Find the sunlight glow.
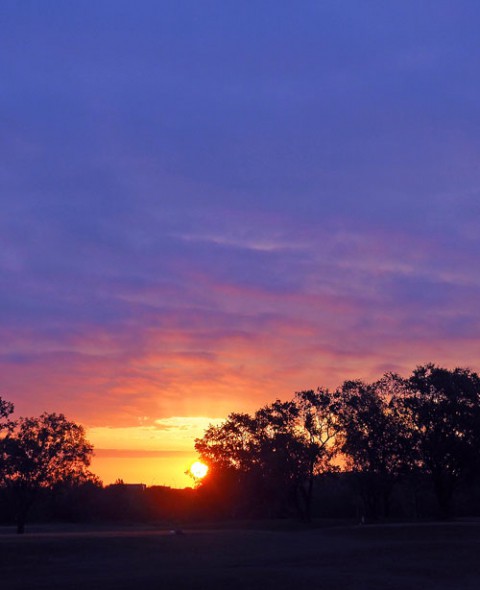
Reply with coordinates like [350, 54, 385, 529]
[190, 461, 208, 479]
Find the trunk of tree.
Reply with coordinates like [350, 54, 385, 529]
[16, 519, 25, 535]
[15, 499, 30, 534]
[382, 488, 391, 519]
[433, 471, 455, 520]
[12, 485, 35, 535]
[303, 472, 314, 523]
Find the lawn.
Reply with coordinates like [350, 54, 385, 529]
[1, 521, 480, 589]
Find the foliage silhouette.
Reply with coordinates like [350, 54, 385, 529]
[0, 411, 95, 533]
[195, 364, 480, 522]
[195, 397, 337, 520]
[3, 362, 480, 527]
[0, 396, 14, 431]
[394, 364, 480, 518]
[331, 378, 409, 519]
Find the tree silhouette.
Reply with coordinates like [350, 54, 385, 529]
[194, 412, 259, 517]
[0, 395, 15, 498]
[294, 389, 338, 520]
[332, 378, 408, 519]
[0, 412, 95, 533]
[254, 400, 317, 518]
[0, 396, 14, 430]
[395, 364, 480, 518]
[195, 397, 336, 520]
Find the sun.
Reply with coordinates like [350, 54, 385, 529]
[190, 461, 208, 479]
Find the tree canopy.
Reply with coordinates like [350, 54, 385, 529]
[0, 396, 14, 429]
[0, 407, 95, 533]
[195, 364, 480, 521]
[394, 364, 480, 517]
[195, 396, 337, 520]
[3, 362, 480, 528]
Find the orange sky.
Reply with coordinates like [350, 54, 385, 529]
[5, 334, 480, 487]
[91, 451, 198, 488]
[87, 417, 222, 487]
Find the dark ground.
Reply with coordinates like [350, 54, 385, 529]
[1, 521, 480, 589]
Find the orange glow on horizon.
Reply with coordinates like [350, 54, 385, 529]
[90, 452, 197, 488]
[86, 418, 222, 488]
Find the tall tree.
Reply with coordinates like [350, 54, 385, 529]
[194, 412, 261, 517]
[332, 378, 407, 519]
[294, 389, 338, 520]
[254, 400, 316, 518]
[0, 412, 95, 533]
[396, 364, 480, 518]
[0, 395, 15, 495]
[195, 397, 336, 520]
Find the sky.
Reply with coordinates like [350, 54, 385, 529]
[2, 1, 480, 486]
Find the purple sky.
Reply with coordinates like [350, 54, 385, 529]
[2, 2, 480, 437]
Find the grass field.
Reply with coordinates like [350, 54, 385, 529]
[1, 521, 480, 589]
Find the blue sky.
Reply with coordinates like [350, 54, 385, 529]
[2, 2, 480, 446]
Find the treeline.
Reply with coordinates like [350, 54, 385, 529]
[0, 481, 203, 526]
[3, 362, 480, 531]
[195, 363, 480, 522]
